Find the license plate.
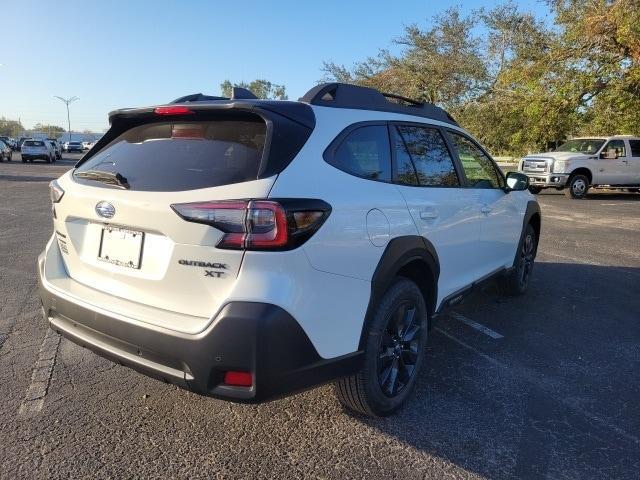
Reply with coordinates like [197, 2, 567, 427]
[98, 227, 144, 269]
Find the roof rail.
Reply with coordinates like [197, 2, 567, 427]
[300, 83, 458, 126]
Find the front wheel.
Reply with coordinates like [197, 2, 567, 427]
[565, 174, 590, 199]
[334, 277, 428, 417]
[501, 223, 537, 295]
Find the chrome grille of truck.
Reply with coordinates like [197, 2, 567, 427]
[521, 158, 551, 173]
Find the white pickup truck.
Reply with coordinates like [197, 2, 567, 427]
[518, 135, 640, 199]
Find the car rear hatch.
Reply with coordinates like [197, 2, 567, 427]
[22, 140, 47, 154]
[51, 101, 314, 333]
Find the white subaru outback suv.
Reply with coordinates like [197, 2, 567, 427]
[519, 135, 640, 199]
[38, 83, 540, 416]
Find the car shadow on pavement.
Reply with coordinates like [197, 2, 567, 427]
[356, 262, 640, 479]
[0, 174, 57, 182]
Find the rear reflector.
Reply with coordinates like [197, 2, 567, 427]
[224, 371, 253, 387]
[154, 106, 194, 116]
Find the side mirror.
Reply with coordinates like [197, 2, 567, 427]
[601, 149, 618, 159]
[505, 171, 529, 192]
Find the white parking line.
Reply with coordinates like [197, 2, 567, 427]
[449, 312, 504, 339]
[435, 327, 640, 446]
[18, 328, 60, 417]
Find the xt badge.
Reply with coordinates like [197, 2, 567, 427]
[205, 270, 224, 278]
[178, 259, 228, 278]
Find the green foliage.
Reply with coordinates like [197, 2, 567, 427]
[220, 79, 288, 100]
[323, 0, 640, 155]
[32, 123, 66, 136]
[0, 118, 25, 137]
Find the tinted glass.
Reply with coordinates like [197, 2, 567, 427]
[449, 132, 503, 189]
[396, 125, 459, 186]
[75, 117, 266, 191]
[604, 140, 626, 157]
[330, 125, 391, 181]
[24, 141, 44, 147]
[390, 126, 419, 185]
[629, 140, 640, 157]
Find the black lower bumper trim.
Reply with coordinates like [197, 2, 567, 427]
[38, 262, 362, 403]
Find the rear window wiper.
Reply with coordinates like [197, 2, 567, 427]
[75, 170, 130, 189]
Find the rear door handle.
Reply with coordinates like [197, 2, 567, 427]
[420, 209, 439, 220]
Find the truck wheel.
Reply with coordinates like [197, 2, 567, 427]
[565, 174, 589, 199]
[501, 223, 537, 296]
[334, 278, 428, 417]
[528, 186, 542, 194]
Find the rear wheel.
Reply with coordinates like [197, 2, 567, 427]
[334, 278, 428, 417]
[565, 174, 589, 199]
[528, 186, 543, 194]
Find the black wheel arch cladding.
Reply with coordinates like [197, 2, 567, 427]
[359, 235, 440, 350]
[516, 200, 541, 265]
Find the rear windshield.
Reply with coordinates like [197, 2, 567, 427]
[24, 141, 44, 147]
[74, 117, 266, 191]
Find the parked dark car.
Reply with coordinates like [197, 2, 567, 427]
[0, 140, 11, 161]
[18, 137, 31, 151]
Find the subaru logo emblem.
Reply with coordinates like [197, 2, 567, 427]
[95, 201, 115, 219]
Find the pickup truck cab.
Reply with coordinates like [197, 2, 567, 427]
[519, 135, 640, 198]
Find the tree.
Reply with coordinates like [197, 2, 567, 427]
[0, 118, 25, 137]
[220, 79, 288, 99]
[32, 123, 66, 137]
[322, 0, 640, 155]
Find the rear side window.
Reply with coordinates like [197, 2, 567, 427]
[327, 125, 391, 182]
[630, 140, 640, 157]
[75, 117, 266, 191]
[448, 132, 503, 189]
[394, 125, 459, 187]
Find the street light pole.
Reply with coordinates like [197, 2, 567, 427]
[54, 96, 79, 143]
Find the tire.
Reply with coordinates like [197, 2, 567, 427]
[46, 155, 52, 164]
[501, 223, 537, 296]
[528, 186, 543, 194]
[334, 277, 429, 417]
[565, 174, 589, 199]
[21, 157, 27, 163]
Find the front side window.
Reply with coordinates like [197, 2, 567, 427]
[603, 140, 626, 157]
[394, 125, 459, 187]
[449, 132, 503, 189]
[328, 125, 391, 182]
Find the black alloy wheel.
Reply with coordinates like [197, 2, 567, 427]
[378, 301, 421, 397]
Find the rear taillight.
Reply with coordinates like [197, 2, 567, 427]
[171, 199, 331, 251]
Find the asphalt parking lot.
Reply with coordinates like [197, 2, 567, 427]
[1, 154, 639, 479]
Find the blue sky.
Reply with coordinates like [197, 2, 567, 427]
[1, 0, 550, 132]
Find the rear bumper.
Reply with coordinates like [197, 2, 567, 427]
[37, 253, 362, 403]
[21, 154, 49, 160]
[522, 172, 568, 187]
